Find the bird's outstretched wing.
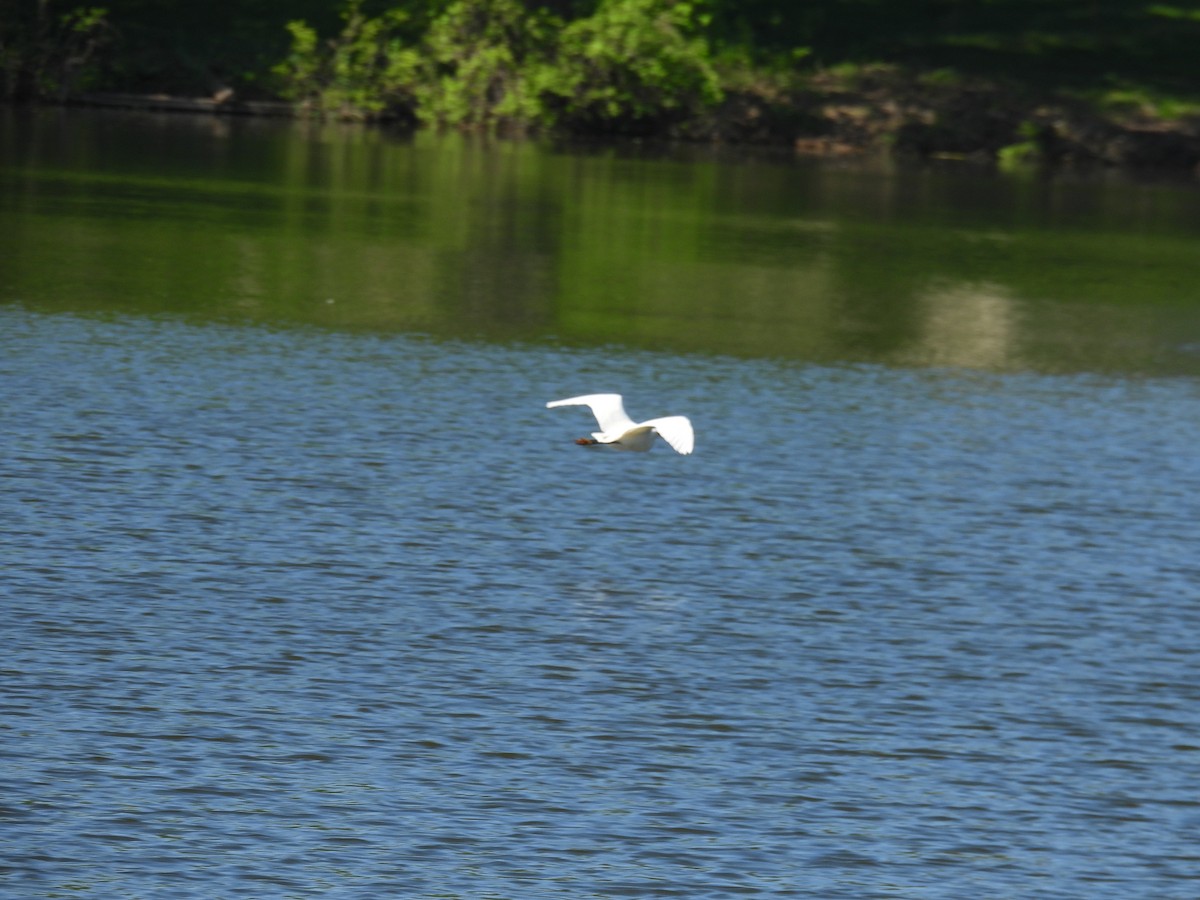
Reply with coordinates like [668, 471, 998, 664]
[642, 416, 694, 455]
[546, 394, 635, 434]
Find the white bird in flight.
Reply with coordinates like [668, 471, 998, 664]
[546, 393, 694, 455]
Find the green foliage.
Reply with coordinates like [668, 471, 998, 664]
[14, 0, 1191, 150]
[275, 20, 321, 97]
[996, 140, 1042, 170]
[1146, 4, 1200, 22]
[417, 0, 558, 127]
[1, 4, 112, 101]
[537, 0, 723, 135]
[265, 0, 1200, 139]
[918, 68, 964, 88]
[1093, 85, 1200, 122]
[274, 0, 420, 119]
[274, 0, 558, 125]
[273, 0, 722, 133]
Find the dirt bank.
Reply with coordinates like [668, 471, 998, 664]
[698, 67, 1200, 173]
[60, 68, 1200, 174]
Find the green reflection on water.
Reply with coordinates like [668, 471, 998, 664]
[3, 108, 1200, 374]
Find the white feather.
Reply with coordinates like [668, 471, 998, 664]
[546, 394, 694, 455]
[639, 416, 694, 455]
[545, 393, 635, 434]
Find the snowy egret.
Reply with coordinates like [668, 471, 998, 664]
[546, 393, 694, 455]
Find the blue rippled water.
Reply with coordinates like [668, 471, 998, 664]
[3, 307, 1200, 898]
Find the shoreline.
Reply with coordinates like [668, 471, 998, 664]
[36, 79, 1200, 176]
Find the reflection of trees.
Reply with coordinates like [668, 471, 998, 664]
[6, 113, 1199, 373]
[551, 157, 842, 357]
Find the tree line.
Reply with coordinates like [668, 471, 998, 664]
[3, 0, 1197, 143]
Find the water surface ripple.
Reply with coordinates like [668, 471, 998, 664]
[3, 308, 1199, 898]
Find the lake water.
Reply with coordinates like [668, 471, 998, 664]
[2, 109, 1200, 898]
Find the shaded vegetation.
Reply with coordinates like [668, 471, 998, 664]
[4, 0, 1200, 166]
[536, 0, 721, 135]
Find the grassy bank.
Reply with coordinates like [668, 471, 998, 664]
[5, 0, 1199, 171]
